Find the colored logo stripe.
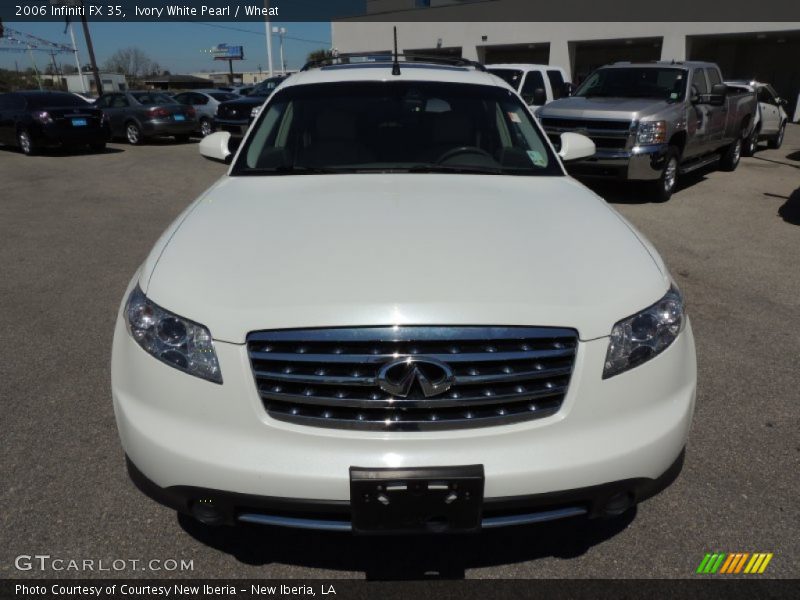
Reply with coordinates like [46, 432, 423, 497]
[697, 552, 773, 574]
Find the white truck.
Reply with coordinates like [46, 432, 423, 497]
[487, 63, 572, 108]
[725, 80, 789, 155]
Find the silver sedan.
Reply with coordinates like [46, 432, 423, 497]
[172, 89, 239, 137]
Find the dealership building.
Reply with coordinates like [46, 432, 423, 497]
[332, 2, 800, 116]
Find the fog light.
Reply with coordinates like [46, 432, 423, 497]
[601, 492, 633, 517]
[191, 499, 224, 525]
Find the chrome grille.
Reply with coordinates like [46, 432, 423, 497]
[541, 117, 635, 152]
[247, 326, 578, 431]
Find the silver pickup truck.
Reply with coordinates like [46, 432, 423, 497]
[538, 61, 757, 201]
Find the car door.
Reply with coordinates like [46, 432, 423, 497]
[757, 86, 780, 135]
[703, 67, 727, 150]
[109, 93, 133, 134]
[687, 68, 712, 156]
[0, 95, 12, 144]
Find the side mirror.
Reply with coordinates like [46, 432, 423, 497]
[708, 84, 727, 107]
[532, 87, 547, 106]
[558, 132, 595, 162]
[777, 98, 787, 107]
[199, 131, 233, 163]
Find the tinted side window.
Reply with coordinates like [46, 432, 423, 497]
[547, 70, 565, 100]
[521, 71, 546, 105]
[692, 69, 708, 94]
[705, 68, 721, 87]
[96, 95, 111, 108]
[173, 93, 188, 104]
[111, 95, 129, 108]
[757, 87, 774, 104]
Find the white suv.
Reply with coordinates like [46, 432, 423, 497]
[111, 57, 696, 534]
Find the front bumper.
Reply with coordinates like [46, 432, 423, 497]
[567, 144, 670, 181]
[112, 301, 697, 526]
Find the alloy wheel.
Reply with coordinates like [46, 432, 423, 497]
[664, 157, 678, 193]
[126, 124, 140, 144]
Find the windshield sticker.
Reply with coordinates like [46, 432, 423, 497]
[508, 111, 521, 123]
[527, 150, 547, 167]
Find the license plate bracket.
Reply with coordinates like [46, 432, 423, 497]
[350, 465, 484, 534]
[71, 118, 87, 127]
[174, 114, 186, 122]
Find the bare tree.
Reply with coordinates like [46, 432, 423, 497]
[103, 47, 160, 81]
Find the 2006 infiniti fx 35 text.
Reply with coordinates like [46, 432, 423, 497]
[111, 57, 696, 534]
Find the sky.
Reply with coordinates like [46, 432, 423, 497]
[1, 21, 332, 74]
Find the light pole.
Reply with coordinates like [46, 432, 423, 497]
[272, 26, 286, 73]
[67, 22, 87, 93]
[263, 1, 274, 76]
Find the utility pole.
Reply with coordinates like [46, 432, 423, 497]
[79, 1, 102, 94]
[263, 0, 274, 76]
[272, 27, 286, 74]
[68, 21, 88, 92]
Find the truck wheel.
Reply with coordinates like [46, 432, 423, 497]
[650, 147, 679, 203]
[742, 126, 759, 157]
[768, 122, 786, 149]
[719, 136, 742, 172]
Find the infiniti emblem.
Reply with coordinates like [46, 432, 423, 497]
[377, 357, 455, 398]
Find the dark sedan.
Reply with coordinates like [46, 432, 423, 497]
[0, 91, 107, 155]
[96, 91, 197, 145]
[214, 75, 288, 136]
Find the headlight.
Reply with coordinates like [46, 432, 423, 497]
[250, 106, 262, 118]
[636, 120, 667, 145]
[125, 285, 222, 384]
[603, 285, 685, 379]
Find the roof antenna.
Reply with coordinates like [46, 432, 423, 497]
[392, 26, 401, 76]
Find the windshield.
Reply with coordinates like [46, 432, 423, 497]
[574, 67, 688, 101]
[488, 69, 523, 91]
[233, 81, 560, 176]
[251, 78, 284, 97]
[131, 92, 177, 105]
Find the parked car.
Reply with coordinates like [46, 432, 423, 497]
[214, 75, 289, 136]
[96, 91, 197, 145]
[538, 61, 758, 201]
[71, 92, 97, 105]
[112, 57, 696, 534]
[0, 90, 106, 155]
[217, 84, 255, 96]
[725, 80, 789, 155]
[172, 89, 239, 137]
[487, 64, 572, 109]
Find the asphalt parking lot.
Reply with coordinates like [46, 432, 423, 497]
[1, 126, 798, 580]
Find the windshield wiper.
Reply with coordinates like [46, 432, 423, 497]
[243, 166, 351, 175]
[408, 165, 504, 175]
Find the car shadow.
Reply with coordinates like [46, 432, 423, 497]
[776, 188, 800, 225]
[177, 510, 636, 579]
[0, 145, 124, 156]
[784, 150, 800, 162]
[581, 172, 708, 205]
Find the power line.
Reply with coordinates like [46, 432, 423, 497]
[187, 21, 330, 45]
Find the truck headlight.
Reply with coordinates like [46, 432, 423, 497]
[125, 285, 222, 384]
[603, 286, 685, 379]
[636, 120, 667, 145]
[250, 106, 262, 118]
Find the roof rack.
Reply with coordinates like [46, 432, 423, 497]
[300, 53, 487, 72]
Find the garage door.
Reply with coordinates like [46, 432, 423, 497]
[688, 30, 800, 119]
[480, 43, 550, 65]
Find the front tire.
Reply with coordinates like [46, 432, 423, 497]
[650, 147, 679, 203]
[17, 129, 36, 156]
[126, 122, 143, 145]
[768, 122, 786, 149]
[719, 136, 742, 172]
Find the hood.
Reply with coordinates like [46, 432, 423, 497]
[144, 175, 669, 343]
[540, 96, 671, 121]
[220, 96, 267, 108]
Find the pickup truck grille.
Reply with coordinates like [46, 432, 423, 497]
[541, 117, 634, 152]
[247, 326, 578, 431]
